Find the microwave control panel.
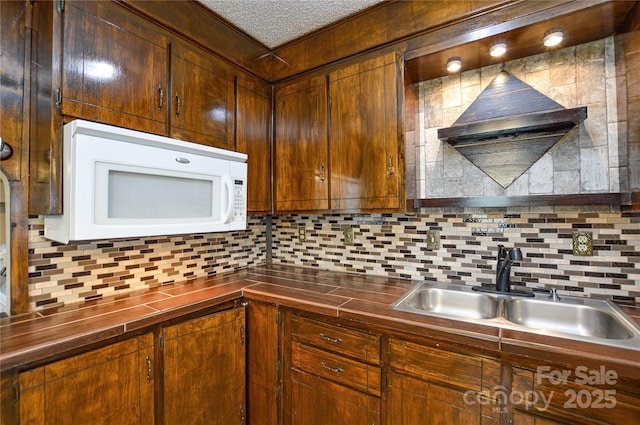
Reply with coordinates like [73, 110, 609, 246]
[232, 179, 246, 224]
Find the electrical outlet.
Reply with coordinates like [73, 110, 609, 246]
[298, 226, 306, 242]
[573, 231, 593, 256]
[426, 230, 440, 250]
[343, 228, 354, 246]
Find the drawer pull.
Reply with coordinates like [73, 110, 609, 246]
[321, 362, 343, 373]
[320, 333, 342, 343]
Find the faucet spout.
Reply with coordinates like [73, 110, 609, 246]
[495, 247, 522, 292]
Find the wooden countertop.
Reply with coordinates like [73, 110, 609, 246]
[1, 264, 639, 376]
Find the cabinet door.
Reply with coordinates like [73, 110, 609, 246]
[246, 302, 279, 425]
[61, 1, 168, 134]
[0, 0, 27, 182]
[18, 333, 155, 425]
[274, 76, 329, 212]
[387, 337, 501, 425]
[513, 411, 568, 425]
[387, 372, 498, 425]
[329, 52, 402, 211]
[291, 369, 380, 425]
[512, 366, 640, 425]
[237, 76, 272, 213]
[163, 307, 246, 425]
[170, 41, 235, 150]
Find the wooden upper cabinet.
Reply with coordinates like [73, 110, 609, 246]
[329, 52, 402, 211]
[0, 0, 27, 182]
[60, 1, 168, 134]
[274, 76, 329, 212]
[236, 76, 272, 213]
[169, 40, 235, 150]
[162, 307, 246, 425]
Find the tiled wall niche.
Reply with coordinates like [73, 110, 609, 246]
[405, 36, 630, 200]
[270, 212, 640, 305]
[28, 216, 268, 310]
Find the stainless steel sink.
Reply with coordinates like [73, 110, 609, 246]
[390, 284, 500, 320]
[391, 282, 640, 350]
[503, 297, 636, 340]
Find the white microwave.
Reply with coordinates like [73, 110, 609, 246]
[45, 120, 247, 243]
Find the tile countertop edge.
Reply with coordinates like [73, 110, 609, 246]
[1, 266, 639, 374]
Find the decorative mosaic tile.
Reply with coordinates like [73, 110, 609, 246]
[270, 212, 640, 305]
[28, 216, 268, 311]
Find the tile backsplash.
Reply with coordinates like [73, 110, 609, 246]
[26, 211, 640, 309]
[270, 212, 640, 305]
[28, 216, 268, 310]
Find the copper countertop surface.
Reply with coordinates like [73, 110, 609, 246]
[1, 264, 639, 375]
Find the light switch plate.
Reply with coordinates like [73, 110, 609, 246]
[573, 231, 593, 256]
[343, 228, 354, 246]
[426, 230, 440, 250]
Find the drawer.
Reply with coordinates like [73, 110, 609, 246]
[292, 342, 381, 396]
[291, 316, 380, 364]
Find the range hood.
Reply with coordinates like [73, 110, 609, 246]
[437, 71, 587, 188]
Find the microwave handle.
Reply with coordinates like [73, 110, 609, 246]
[222, 175, 234, 224]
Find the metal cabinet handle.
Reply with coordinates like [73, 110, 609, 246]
[146, 355, 152, 382]
[157, 85, 164, 110]
[319, 333, 342, 343]
[321, 362, 343, 373]
[388, 154, 394, 176]
[319, 163, 325, 182]
[175, 94, 181, 117]
[0, 139, 13, 160]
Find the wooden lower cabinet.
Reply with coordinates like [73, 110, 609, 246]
[17, 333, 155, 425]
[283, 313, 382, 425]
[512, 411, 570, 425]
[511, 365, 640, 425]
[246, 301, 279, 425]
[162, 307, 246, 425]
[386, 337, 502, 425]
[387, 372, 498, 425]
[290, 369, 380, 425]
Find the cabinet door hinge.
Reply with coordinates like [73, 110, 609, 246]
[239, 324, 245, 345]
[54, 87, 62, 105]
[276, 385, 281, 400]
[276, 360, 281, 374]
[159, 333, 164, 350]
[275, 308, 281, 325]
[239, 404, 246, 425]
[12, 382, 19, 402]
[56, 0, 64, 14]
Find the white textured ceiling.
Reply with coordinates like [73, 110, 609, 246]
[198, 0, 383, 49]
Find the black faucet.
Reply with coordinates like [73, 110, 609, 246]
[495, 245, 522, 292]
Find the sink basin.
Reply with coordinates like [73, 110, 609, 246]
[391, 283, 640, 350]
[504, 297, 635, 340]
[391, 284, 500, 320]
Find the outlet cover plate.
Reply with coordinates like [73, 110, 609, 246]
[426, 230, 440, 250]
[298, 226, 306, 242]
[573, 231, 593, 256]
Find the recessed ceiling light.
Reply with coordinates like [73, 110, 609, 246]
[543, 30, 564, 47]
[489, 43, 507, 57]
[446, 58, 462, 73]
